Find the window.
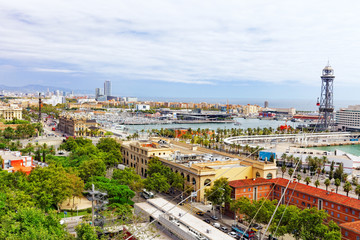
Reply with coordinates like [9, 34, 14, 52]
[345, 232, 348, 237]
[301, 202, 305, 206]
[308, 196, 310, 201]
[352, 210, 355, 215]
[243, 189, 246, 192]
[338, 206, 341, 210]
[345, 216, 348, 221]
[337, 213, 340, 218]
[325, 202, 328, 206]
[345, 208, 348, 213]
[356, 236, 359, 240]
[249, 194, 251, 198]
[353, 219, 355, 222]
[313, 199, 316, 204]
[303, 194, 305, 199]
[307, 204, 310, 208]
[331, 204, 334, 208]
[331, 211, 334, 216]
[259, 187, 262, 190]
[248, 188, 251, 192]
[264, 186, 267, 190]
[296, 200, 299, 204]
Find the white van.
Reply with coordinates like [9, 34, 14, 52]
[212, 222, 220, 229]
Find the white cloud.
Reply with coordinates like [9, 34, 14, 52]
[0, 0, 359, 86]
[31, 68, 76, 73]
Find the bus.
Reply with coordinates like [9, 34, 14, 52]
[141, 189, 154, 199]
[231, 225, 255, 239]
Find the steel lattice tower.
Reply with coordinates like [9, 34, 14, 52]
[318, 62, 335, 131]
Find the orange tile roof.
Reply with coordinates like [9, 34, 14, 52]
[272, 178, 360, 210]
[340, 221, 360, 234]
[229, 178, 273, 188]
[230, 177, 360, 211]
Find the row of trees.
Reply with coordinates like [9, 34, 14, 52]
[0, 122, 42, 139]
[231, 197, 341, 240]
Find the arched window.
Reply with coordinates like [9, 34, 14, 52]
[204, 179, 211, 186]
[256, 172, 261, 178]
[266, 173, 273, 179]
[192, 178, 196, 185]
[187, 175, 190, 182]
[181, 173, 184, 178]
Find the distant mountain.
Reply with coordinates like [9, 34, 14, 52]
[0, 84, 92, 94]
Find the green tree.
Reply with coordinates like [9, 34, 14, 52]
[288, 168, 294, 177]
[315, 179, 320, 188]
[96, 138, 122, 166]
[324, 179, 331, 191]
[281, 165, 286, 178]
[0, 207, 72, 239]
[355, 185, 360, 200]
[334, 178, 341, 194]
[297, 174, 302, 183]
[205, 178, 232, 218]
[113, 167, 144, 195]
[305, 177, 311, 185]
[27, 165, 74, 210]
[144, 172, 170, 193]
[75, 223, 98, 240]
[78, 158, 106, 182]
[343, 181, 352, 197]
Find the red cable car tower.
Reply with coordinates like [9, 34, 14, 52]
[318, 62, 335, 131]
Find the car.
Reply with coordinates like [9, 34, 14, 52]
[228, 231, 237, 237]
[196, 211, 205, 216]
[203, 219, 211, 224]
[58, 151, 64, 155]
[210, 215, 218, 220]
[179, 202, 184, 206]
[221, 226, 228, 232]
[212, 222, 220, 229]
[251, 223, 263, 230]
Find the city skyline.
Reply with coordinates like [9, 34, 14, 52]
[1, 1, 360, 100]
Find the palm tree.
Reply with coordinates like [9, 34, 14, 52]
[355, 185, 360, 200]
[344, 181, 353, 197]
[288, 168, 294, 178]
[315, 180, 320, 188]
[297, 174, 302, 183]
[335, 178, 341, 193]
[305, 177, 311, 185]
[324, 179, 331, 191]
[281, 165, 286, 178]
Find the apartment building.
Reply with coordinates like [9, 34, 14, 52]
[1, 150, 34, 175]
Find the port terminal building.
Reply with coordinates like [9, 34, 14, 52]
[121, 138, 277, 202]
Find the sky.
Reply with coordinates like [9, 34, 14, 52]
[0, 0, 360, 104]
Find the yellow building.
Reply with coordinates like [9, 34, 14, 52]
[0, 106, 22, 120]
[121, 138, 277, 202]
[58, 115, 105, 137]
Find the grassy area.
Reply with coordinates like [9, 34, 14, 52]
[58, 208, 92, 219]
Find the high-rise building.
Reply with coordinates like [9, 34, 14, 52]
[104, 80, 111, 96]
[95, 88, 103, 100]
[336, 105, 360, 131]
[264, 101, 269, 108]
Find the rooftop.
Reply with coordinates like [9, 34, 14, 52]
[340, 220, 360, 234]
[229, 177, 273, 188]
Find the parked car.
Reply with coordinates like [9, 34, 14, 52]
[203, 219, 211, 224]
[196, 211, 205, 216]
[228, 231, 237, 238]
[211, 215, 218, 220]
[221, 226, 228, 232]
[212, 222, 220, 229]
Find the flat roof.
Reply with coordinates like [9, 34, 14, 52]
[144, 197, 234, 240]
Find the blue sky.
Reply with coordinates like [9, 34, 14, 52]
[0, 0, 360, 102]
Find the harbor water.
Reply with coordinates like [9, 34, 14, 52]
[124, 118, 301, 133]
[310, 145, 360, 157]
